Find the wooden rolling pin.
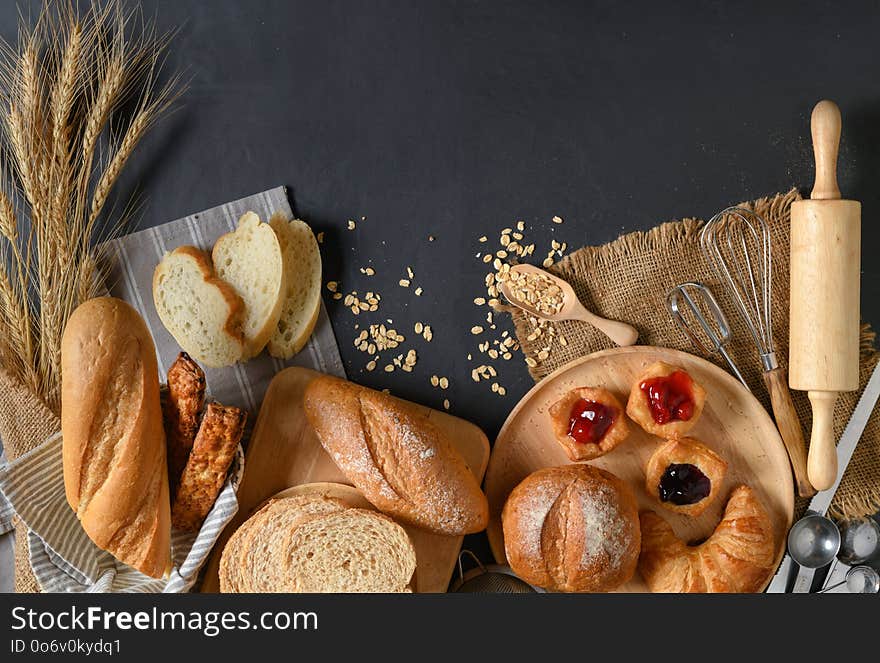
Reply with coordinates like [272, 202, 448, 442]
[789, 99, 861, 491]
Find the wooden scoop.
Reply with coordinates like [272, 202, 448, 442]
[789, 100, 862, 490]
[498, 264, 639, 346]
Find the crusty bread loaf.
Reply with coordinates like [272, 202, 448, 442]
[281, 509, 416, 593]
[303, 375, 489, 535]
[61, 297, 171, 579]
[162, 352, 206, 496]
[153, 246, 245, 367]
[218, 494, 414, 593]
[212, 212, 286, 359]
[501, 465, 640, 592]
[267, 213, 322, 359]
[171, 402, 246, 531]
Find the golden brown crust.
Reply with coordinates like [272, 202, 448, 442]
[548, 387, 629, 461]
[171, 402, 246, 532]
[638, 485, 776, 593]
[61, 297, 171, 578]
[163, 352, 206, 497]
[645, 437, 727, 516]
[626, 361, 707, 438]
[501, 465, 640, 592]
[303, 375, 489, 536]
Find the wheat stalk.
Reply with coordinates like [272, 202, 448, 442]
[0, 0, 182, 411]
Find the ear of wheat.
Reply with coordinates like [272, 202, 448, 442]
[0, 0, 182, 413]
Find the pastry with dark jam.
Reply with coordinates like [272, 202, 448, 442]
[548, 386, 629, 461]
[626, 361, 706, 438]
[645, 437, 727, 516]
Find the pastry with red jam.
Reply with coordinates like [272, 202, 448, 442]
[626, 362, 706, 438]
[548, 387, 629, 461]
[645, 437, 727, 517]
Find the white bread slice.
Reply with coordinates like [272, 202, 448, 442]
[281, 509, 416, 593]
[267, 213, 322, 359]
[212, 212, 286, 359]
[153, 246, 245, 367]
[244, 495, 347, 592]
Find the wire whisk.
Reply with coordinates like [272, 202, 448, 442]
[700, 206, 777, 371]
[700, 205, 814, 497]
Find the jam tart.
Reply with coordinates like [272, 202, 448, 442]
[548, 386, 629, 462]
[626, 361, 706, 438]
[645, 437, 727, 516]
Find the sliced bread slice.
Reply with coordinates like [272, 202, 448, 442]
[212, 212, 286, 359]
[243, 495, 347, 592]
[267, 213, 322, 359]
[153, 246, 244, 367]
[281, 509, 416, 593]
[219, 499, 276, 593]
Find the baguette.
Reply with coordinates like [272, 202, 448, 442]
[61, 297, 171, 578]
[171, 402, 246, 531]
[303, 375, 489, 535]
[162, 352, 206, 496]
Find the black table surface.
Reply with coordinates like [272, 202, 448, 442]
[2, 0, 879, 579]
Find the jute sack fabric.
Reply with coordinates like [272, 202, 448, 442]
[510, 189, 878, 520]
[0, 368, 58, 593]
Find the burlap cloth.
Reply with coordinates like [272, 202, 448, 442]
[511, 189, 879, 521]
[0, 368, 60, 593]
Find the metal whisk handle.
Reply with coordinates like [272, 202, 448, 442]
[762, 367, 816, 498]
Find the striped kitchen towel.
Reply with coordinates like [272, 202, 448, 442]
[0, 186, 345, 592]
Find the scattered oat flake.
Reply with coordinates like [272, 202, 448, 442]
[327, 281, 338, 292]
[430, 375, 439, 387]
[414, 287, 423, 296]
[552, 215, 563, 224]
[414, 322, 424, 334]
[474, 297, 486, 305]
[366, 360, 377, 371]
[407, 267, 414, 279]
[347, 220, 356, 230]
[399, 279, 410, 287]
[439, 377, 449, 389]
[471, 326, 484, 335]
[365, 267, 375, 276]
[317, 232, 324, 243]
[443, 399, 450, 410]
[384, 364, 394, 372]
[478, 236, 487, 242]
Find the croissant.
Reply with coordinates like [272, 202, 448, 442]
[638, 485, 777, 593]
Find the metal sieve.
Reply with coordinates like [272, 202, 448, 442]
[450, 550, 543, 593]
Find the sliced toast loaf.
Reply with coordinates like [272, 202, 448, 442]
[212, 212, 286, 359]
[153, 246, 245, 367]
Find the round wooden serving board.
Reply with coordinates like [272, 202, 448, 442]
[485, 346, 795, 593]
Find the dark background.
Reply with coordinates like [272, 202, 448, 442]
[3, 0, 880, 584]
[5, 0, 878, 436]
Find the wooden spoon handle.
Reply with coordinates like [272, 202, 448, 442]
[810, 100, 842, 201]
[807, 390, 839, 491]
[763, 367, 816, 497]
[575, 309, 639, 347]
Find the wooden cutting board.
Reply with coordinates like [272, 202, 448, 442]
[485, 346, 795, 593]
[201, 367, 490, 593]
